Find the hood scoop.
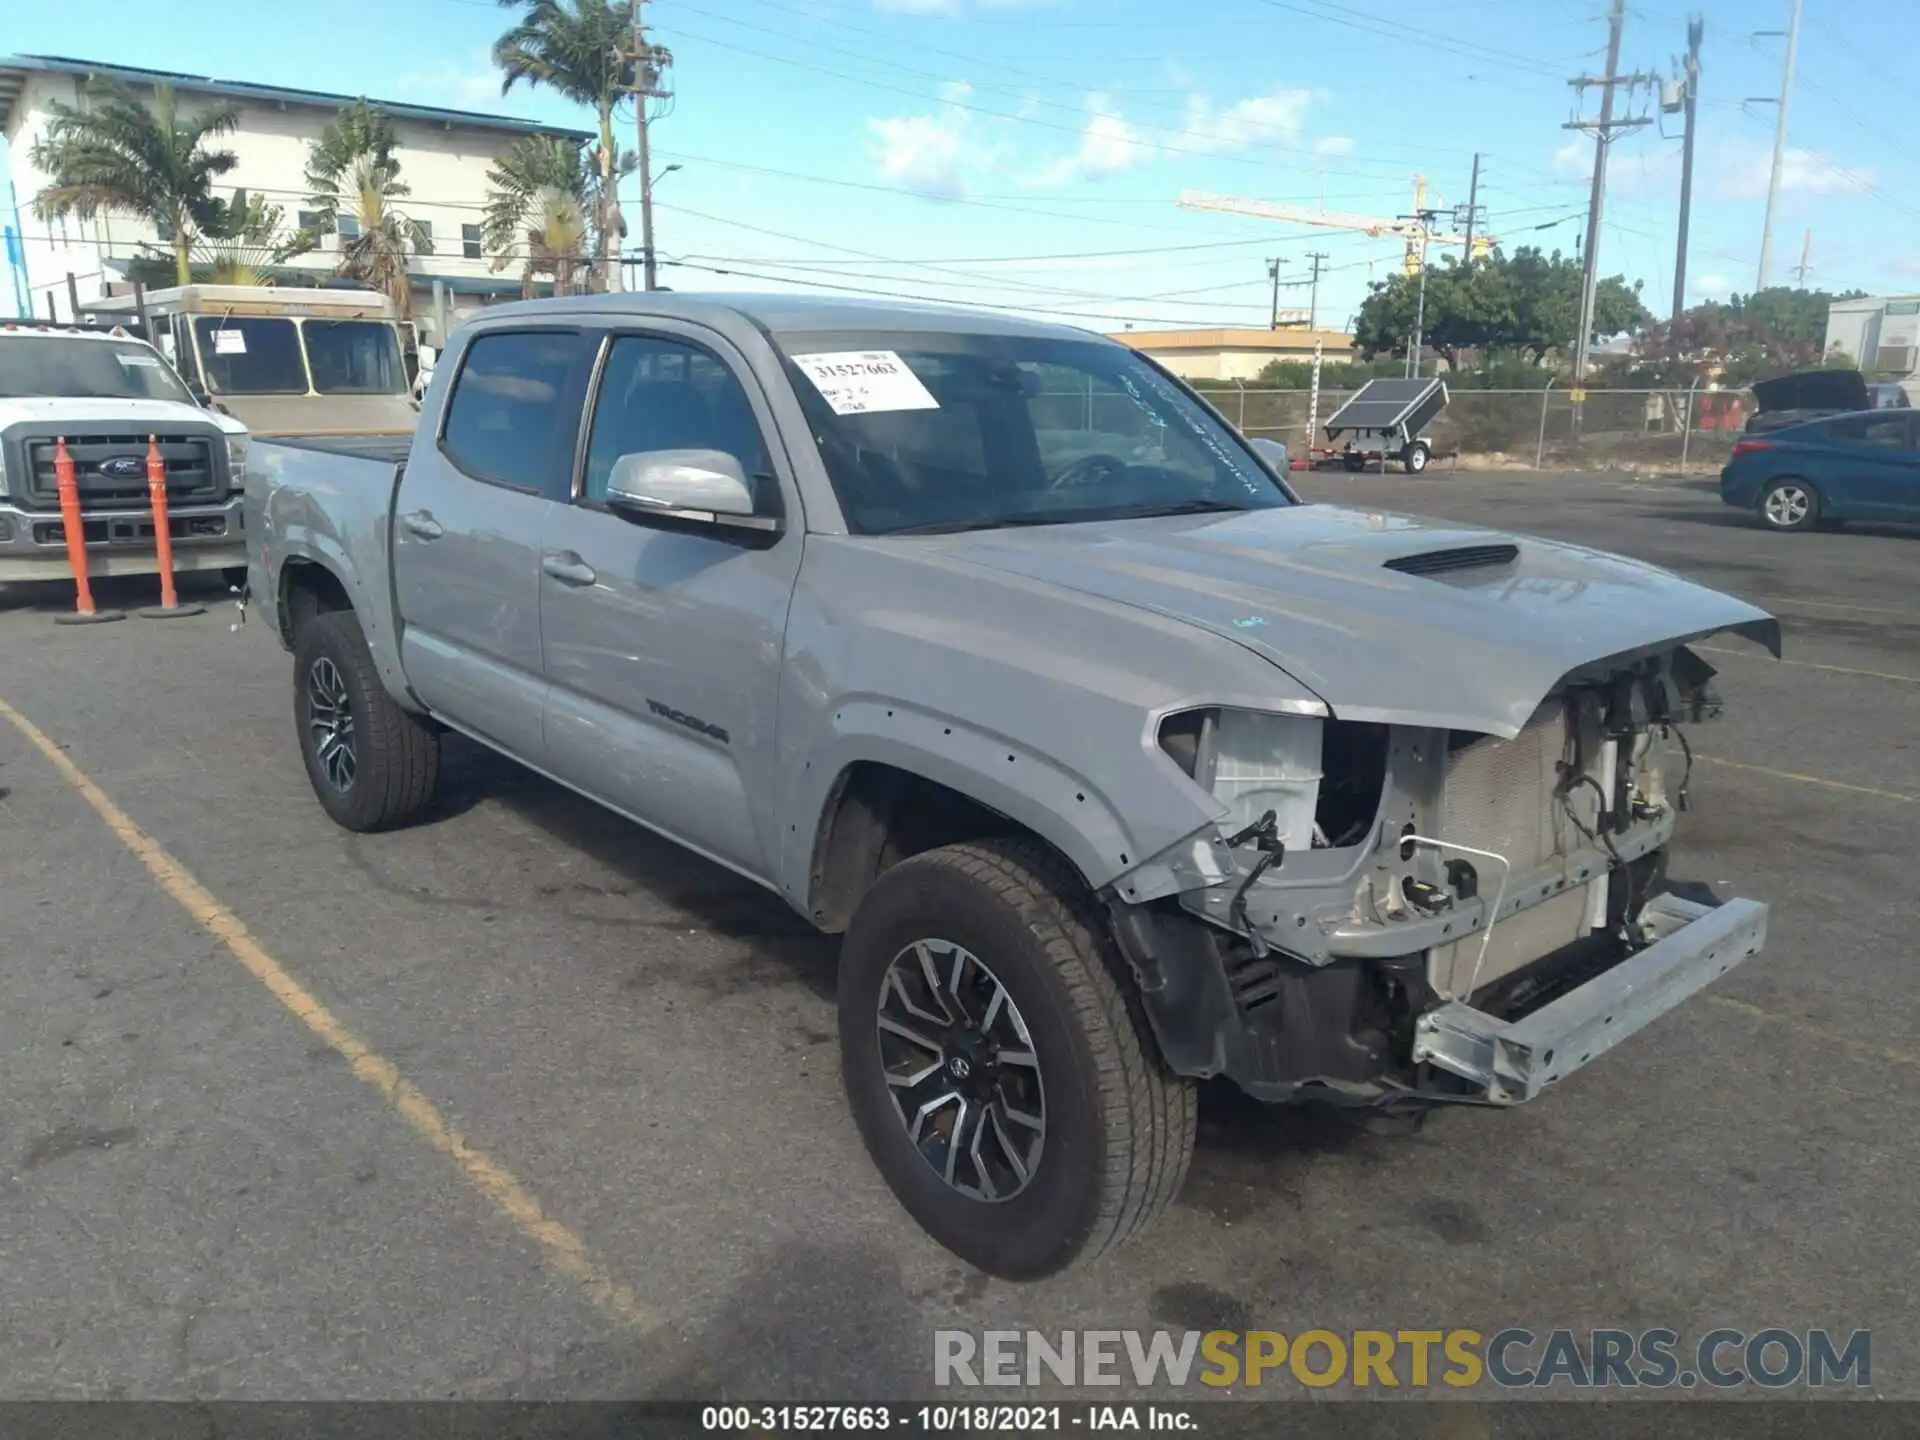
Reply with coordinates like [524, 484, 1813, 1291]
[1383, 543, 1520, 578]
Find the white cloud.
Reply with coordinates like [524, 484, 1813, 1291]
[1312, 135, 1355, 158]
[1178, 89, 1311, 153]
[1028, 93, 1151, 186]
[1693, 273, 1732, 297]
[401, 55, 505, 109]
[1552, 139, 1589, 176]
[867, 81, 977, 197]
[1718, 146, 1876, 200]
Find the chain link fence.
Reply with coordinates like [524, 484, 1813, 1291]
[1211, 382, 1753, 473]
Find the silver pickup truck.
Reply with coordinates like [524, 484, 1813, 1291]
[247, 293, 1781, 1279]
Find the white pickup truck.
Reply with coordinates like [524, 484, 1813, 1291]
[0, 319, 250, 585]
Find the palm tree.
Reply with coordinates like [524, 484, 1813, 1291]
[482, 134, 631, 297]
[303, 102, 433, 320]
[494, 0, 662, 289]
[29, 80, 240, 285]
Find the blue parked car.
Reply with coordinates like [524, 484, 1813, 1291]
[1720, 408, 1920, 532]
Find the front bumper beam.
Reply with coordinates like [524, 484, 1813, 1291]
[1411, 894, 1767, 1105]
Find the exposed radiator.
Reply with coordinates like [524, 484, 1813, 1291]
[1431, 698, 1607, 993]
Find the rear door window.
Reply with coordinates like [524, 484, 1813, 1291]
[439, 329, 593, 498]
[1831, 415, 1912, 449]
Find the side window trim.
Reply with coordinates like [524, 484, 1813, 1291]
[571, 326, 783, 516]
[436, 325, 591, 500]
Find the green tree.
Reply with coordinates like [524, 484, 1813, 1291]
[495, 0, 661, 288]
[1619, 286, 1870, 386]
[29, 80, 240, 285]
[303, 102, 433, 321]
[1356, 247, 1648, 367]
[125, 187, 316, 289]
[482, 134, 615, 297]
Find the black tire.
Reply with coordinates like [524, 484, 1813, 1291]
[293, 609, 439, 831]
[1342, 451, 1366, 472]
[1402, 441, 1431, 474]
[1757, 477, 1820, 532]
[839, 838, 1196, 1280]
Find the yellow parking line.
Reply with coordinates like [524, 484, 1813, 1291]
[1694, 644, 1920, 686]
[0, 697, 656, 1335]
[1694, 753, 1918, 805]
[1705, 995, 1920, 1071]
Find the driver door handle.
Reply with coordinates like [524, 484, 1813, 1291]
[401, 510, 443, 541]
[541, 551, 597, 587]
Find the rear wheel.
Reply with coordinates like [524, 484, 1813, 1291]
[1343, 450, 1366, 472]
[1402, 441, 1431, 474]
[838, 838, 1195, 1279]
[1758, 478, 1819, 532]
[293, 609, 439, 831]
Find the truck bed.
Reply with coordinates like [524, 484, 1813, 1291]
[258, 433, 415, 464]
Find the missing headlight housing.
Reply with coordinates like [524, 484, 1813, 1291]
[1160, 708, 1324, 850]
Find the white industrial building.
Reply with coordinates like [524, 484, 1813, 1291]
[0, 54, 594, 345]
[1824, 293, 1920, 381]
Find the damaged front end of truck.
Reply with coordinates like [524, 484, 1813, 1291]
[1108, 636, 1777, 1111]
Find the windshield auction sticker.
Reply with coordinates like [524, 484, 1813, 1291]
[791, 350, 939, 416]
[212, 329, 248, 355]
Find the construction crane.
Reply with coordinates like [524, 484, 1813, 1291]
[1178, 177, 1495, 275]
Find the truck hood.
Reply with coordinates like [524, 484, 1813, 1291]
[0, 395, 244, 435]
[1750, 368, 1868, 415]
[919, 504, 1781, 737]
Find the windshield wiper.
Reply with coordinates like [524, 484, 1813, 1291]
[1090, 498, 1251, 520]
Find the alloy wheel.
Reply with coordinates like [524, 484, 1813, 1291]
[876, 939, 1046, 1202]
[1765, 484, 1811, 527]
[307, 656, 357, 792]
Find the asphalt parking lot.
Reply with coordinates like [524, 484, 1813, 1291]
[2, 467, 1915, 1403]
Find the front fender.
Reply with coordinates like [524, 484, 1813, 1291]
[794, 701, 1146, 907]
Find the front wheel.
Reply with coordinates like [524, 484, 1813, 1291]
[293, 609, 440, 831]
[1402, 441, 1431, 474]
[1758, 478, 1819, 531]
[838, 839, 1196, 1280]
[1343, 451, 1366, 472]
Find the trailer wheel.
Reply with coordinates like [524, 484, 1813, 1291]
[1402, 441, 1431, 474]
[1343, 451, 1366, 473]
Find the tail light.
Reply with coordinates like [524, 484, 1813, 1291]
[1730, 439, 1775, 457]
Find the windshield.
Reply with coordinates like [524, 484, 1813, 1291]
[305, 319, 406, 395]
[193, 316, 308, 394]
[774, 331, 1289, 535]
[0, 334, 195, 402]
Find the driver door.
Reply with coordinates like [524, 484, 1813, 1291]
[539, 327, 804, 880]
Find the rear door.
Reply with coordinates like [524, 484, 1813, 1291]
[391, 326, 593, 761]
[1822, 413, 1916, 519]
[538, 325, 803, 879]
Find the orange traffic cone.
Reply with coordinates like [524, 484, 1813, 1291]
[138, 434, 204, 619]
[51, 436, 124, 626]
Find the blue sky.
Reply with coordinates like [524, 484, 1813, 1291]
[8, 0, 1916, 333]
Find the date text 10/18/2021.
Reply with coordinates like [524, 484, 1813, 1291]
[702, 1407, 1194, 1432]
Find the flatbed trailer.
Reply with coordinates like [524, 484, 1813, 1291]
[1313, 376, 1450, 474]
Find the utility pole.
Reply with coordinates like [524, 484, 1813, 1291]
[1790, 228, 1813, 284]
[1398, 207, 1444, 377]
[1566, 0, 1655, 382]
[1754, 0, 1803, 290]
[1460, 154, 1482, 262]
[1267, 257, 1288, 329]
[1304, 251, 1328, 331]
[1670, 15, 1703, 323]
[627, 0, 674, 292]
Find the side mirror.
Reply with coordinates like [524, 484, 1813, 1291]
[605, 449, 780, 533]
[1249, 436, 1292, 475]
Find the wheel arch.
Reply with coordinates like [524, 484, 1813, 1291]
[800, 738, 1134, 934]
